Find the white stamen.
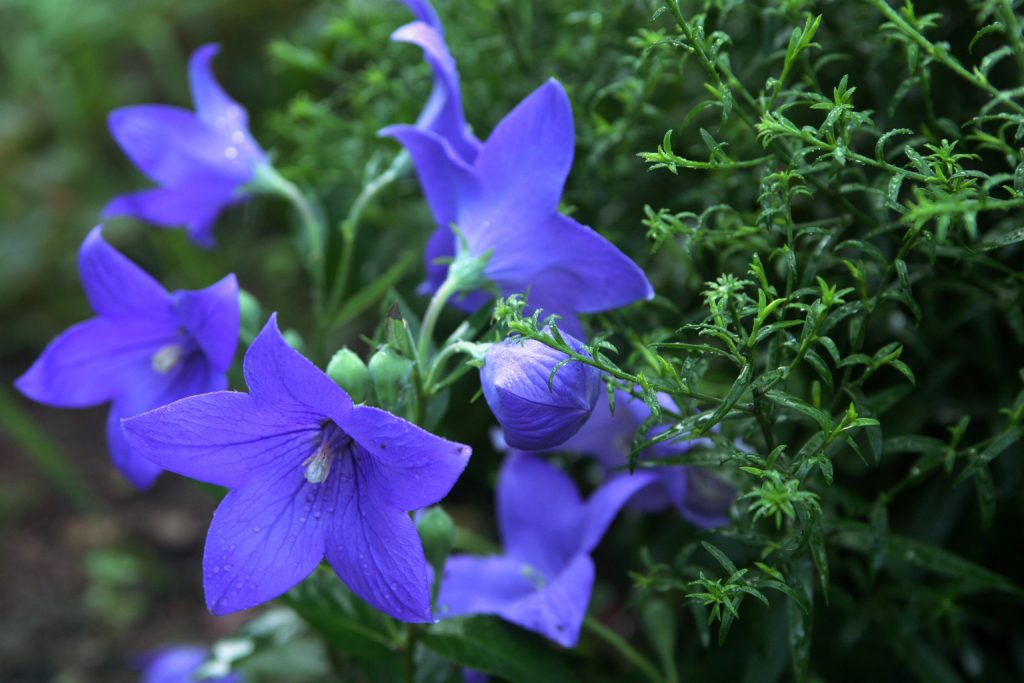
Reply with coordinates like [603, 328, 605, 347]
[302, 445, 333, 484]
[151, 344, 184, 374]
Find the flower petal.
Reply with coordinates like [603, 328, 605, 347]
[15, 317, 175, 408]
[379, 124, 479, 233]
[102, 177, 240, 248]
[108, 105, 254, 185]
[472, 80, 574, 217]
[497, 453, 583, 575]
[497, 554, 594, 648]
[672, 467, 734, 529]
[203, 466, 331, 615]
[437, 554, 536, 618]
[122, 391, 319, 489]
[391, 21, 480, 163]
[486, 212, 654, 319]
[578, 471, 659, 555]
[78, 226, 172, 320]
[172, 273, 240, 373]
[400, 0, 442, 30]
[243, 314, 353, 422]
[107, 402, 163, 490]
[325, 483, 433, 622]
[343, 404, 470, 511]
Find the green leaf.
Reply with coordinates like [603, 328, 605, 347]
[421, 616, 576, 683]
[765, 390, 833, 431]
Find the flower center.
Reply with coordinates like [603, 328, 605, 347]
[519, 563, 547, 589]
[151, 343, 185, 374]
[302, 422, 353, 485]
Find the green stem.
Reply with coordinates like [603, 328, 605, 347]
[583, 616, 665, 683]
[404, 623, 418, 683]
[416, 275, 460, 371]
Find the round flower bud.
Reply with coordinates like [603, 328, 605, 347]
[326, 346, 370, 402]
[480, 333, 601, 450]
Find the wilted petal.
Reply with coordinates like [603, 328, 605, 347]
[243, 315, 353, 422]
[203, 465, 332, 615]
[15, 317, 175, 408]
[392, 21, 480, 163]
[379, 124, 478, 233]
[123, 391, 319, 489]
[78, 226, 172, 320]
[345, 404, 471, 511]
[497, 554, 595, 648]
[172, 273, 239, 373]
[497, 453, 583, 575]
[108, 105, 255, 185]
[437, 555, 536, 618]
[326, 477, 433, 622]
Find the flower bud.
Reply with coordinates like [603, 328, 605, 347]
[480, 332, 600, 450]
[368, 344, 414, 415]
[326, 347, 370, 403]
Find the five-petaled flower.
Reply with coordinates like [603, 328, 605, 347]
[437, 452, 656, 647]
[15, 226, 238, 489]
[384, 4, 653, 334]
[122, 315, 472, 621]
[104, 44, 267, 247]
[480, 330, 600, 450]
[555, 390, 735, 528]
[140, 645, 241, 683]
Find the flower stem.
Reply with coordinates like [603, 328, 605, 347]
[416, 275, 460, 373]
[583, 616, 665, 683]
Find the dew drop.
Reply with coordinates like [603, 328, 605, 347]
[225, 146, 238, 159]
[252, 525, 261, 533]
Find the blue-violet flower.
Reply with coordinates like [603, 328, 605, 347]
[140, 646, 241, 683]
[15, 226, 238, 489]
[437, 452, 656, 647]
[122, 315, 472, 621]
[480, 331, 600, 450]
[104, 44, 267, 247]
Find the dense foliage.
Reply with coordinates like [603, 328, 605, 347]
[4, 0, 1024, 681]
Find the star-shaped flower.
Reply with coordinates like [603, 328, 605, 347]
[15, 226, 238, 489]
[384, 16, 653, 332]
[557, 390, 735, 528]
[122, 315, 472, 621]
[103, 44, 267, 247]
[437, 452, 656, 647]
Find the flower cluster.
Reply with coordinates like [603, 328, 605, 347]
[14, 0, 732, 675]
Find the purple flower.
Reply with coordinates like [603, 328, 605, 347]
[437, 452, 656, 647]
[480, 331, 600, 451]
[557, 390, 734, 528]
[104, 44, 267, 247]
[15, 226, 238, 489]
[383, 23, 653, 332]
[140, 646, 241, 683]
[122, 315, 471, 621]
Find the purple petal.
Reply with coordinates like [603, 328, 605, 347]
[391, 21, 480, 163]
[325, 482, 433, 622]
[497, 453, 583, 575]
[107, 403, 163, 490]
[141, 646, 241, 683]
[673, 467, 734, 529]
[471, 80, 574, 217]
[243, 315, 353, 422]
[481, 335, 600, 451]
[437, 555, 536, 618]
[418, 224, 456, 296]
[108, 105, 256, 186]
[485, 212, 654, 319]
[78, 226, 172, 320]
[578, 471, 659, 554]
[122, 391, 320, 489]
[343, 404, 471, 511]
[15, 317, 175, 408]
[188, 44, 264, 167]
[497, 554, 594, 648]
[379, 124, 479, 233]
[203, 465, 331, 615]
[102, 177, 240, 248]
[172, 273, 239, 373]
[400, 0, 442, 30]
